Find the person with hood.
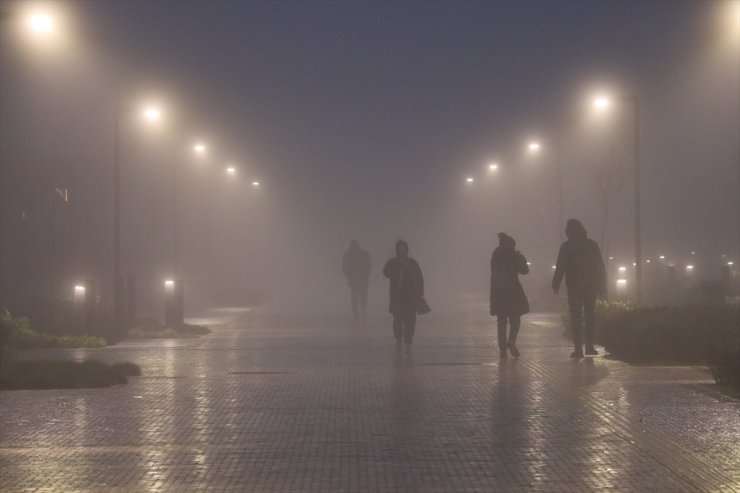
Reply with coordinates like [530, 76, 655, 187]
[490, 233, 530, 359]
[342, 240, 372, 325]
[383, 240, 424, 355]
[552, 219, 607, 359]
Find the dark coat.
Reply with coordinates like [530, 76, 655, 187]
[552, 235, 606, 295]
[343, 247, 372, 288]
[490, 247, 530, 317]
[383, 257, 424, 314]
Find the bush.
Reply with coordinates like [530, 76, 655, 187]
[1, 311, 106, 350]
[598, 304, 739, 365]
[0, 359, 140, 390]
[707, 350, 740, 394]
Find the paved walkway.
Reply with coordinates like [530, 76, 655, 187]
[1, 301, 739, 492]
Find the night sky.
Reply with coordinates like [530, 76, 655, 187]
[1, 0, 738, 312]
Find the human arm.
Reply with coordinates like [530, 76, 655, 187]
[552, 244, 566, 293]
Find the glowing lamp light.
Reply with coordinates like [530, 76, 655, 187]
[646, 259, 651, 263]
[27, 12, 54, 34]
[686, 265, 694, 271]
[193, 143, 206, 154]
[608, 256, 614, 261]
[728, 261, 735, 266]
[164, 279, 175, 289]
[618, 266, 627, 273]
[466, 177, 474, 183]
[143, 107, 161, 122]
[528, 141, 541, 152]
[552, 265, 557, 269]
[226, 167, 236, 176]
[527, 262, 532, 266]
[659, 255, 665, 260]
[488, 163, 499, 171]
[252, 181, 260, 187]
[73, 285, 86, 304]
[616, 279, 628, 291]
[593, 96, 610, 110]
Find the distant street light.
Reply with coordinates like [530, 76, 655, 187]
[592, 92, 643, 304]
[252, 181, 260, 187]
[488, 162, 499, 171]
[466, 177, 474, 184]
[193, 143, 206, 154]
[527, 141, 541, 152]
[113, 103, 163, 332]
[226, 166, 237, 176]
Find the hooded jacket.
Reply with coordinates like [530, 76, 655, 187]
[552, 221, 606, 295]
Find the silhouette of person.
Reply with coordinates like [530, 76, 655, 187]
[383, 240, 424, 356]
[342, 240, 372, 325]
[490, 233, 530, 359]
[552, 219, 607, 359]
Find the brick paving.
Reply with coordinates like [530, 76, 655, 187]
[1, 301, 739, 492]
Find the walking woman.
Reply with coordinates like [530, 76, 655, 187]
[490, 233, 530, 358]
[383, 240, 424, 356]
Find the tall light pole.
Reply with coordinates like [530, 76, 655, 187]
[0, 8, 58, 312]
[113, 104, 161, 332]
[594, 94, 642, 305]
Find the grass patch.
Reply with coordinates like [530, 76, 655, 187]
[0, 359, 141, 390]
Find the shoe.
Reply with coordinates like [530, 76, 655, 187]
[585, 346, 598, 356]
[508, 342, 520, 358]
[570, 349, 584, 359]
[499, 348, 508, 359]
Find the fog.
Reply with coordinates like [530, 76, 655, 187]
[1, 0, 738, 323]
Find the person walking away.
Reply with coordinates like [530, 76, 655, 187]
[490, 233, 530, 359]
[342, 240, 372, 325]
[552, 219, 607, 359]
[383, 240, 424, 356]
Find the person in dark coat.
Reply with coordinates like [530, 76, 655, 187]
[490, 233, 530, 359]
[383, 240, 424, 356]
[342, 240, 372, 325]
[552, 219, 607, 359]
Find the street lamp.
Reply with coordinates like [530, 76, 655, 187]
[26, 12, 54, 35]
[193, 142, 206, 155]
[527, 141, 541, 153]
[488, 162, 499, 172]
[113, 103, 163, 332]
[593, 93, 642, 304]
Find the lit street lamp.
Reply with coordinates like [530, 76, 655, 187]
[0, 8, 59, 311]
[113, 103, 163, 332]
[593, 93, 642, 304]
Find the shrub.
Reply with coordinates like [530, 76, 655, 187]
[0, 359, 141, 390]
[1, 311, 106, 350]
[598, 304, 739, 365]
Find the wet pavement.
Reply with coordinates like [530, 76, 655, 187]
[1, 301, 739, 492]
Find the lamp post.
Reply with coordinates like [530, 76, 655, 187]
[113, 104, 161, 332]
[593, 94, 642, 304]
[0, 8, 58, 311]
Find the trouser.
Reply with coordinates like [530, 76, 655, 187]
[497, 315, 521, 349]
[392, 308, 416, 343]
[568, 291, 596, 349]
[350, 284, 368, 320]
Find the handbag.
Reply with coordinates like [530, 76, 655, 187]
[417, 297, 431, 315]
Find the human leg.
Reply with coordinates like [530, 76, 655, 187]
[350, 287, 360, 320]
[583, 293, 598, 355]
[497, 316, 508, 358]
[392, 314, 403, 343]
[568, 293, 584, 358]
[508, 316, 521, 357]
[358, 284, 368, 322]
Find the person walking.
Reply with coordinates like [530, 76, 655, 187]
[383, 240, 424, 356]
[490, 233, 530, 359]
[342, 240, 372, 325]
[552, 219, 607, 359]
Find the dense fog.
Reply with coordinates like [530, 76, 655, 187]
[1, 0, 738, 322]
